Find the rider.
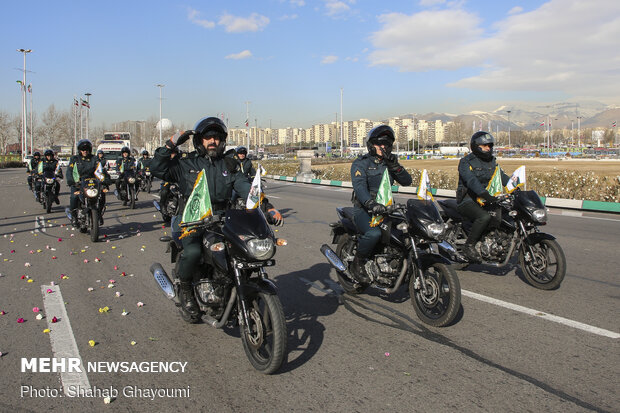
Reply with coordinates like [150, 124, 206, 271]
[96, 149, 109, 171]
[350, 125, 412, 282]
[66, 139, 110, 227]
[137, 150, 151, 172]
[150, 116, 283, 316]
[27, 151, 42, 192]
[39, 149, 63, 204]
[158, 148, 184, 219]
[236, 146, 256, 180]
[115, 146, 136, 204]
[456, 131, 510, 262]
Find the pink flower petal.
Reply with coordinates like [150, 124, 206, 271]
[32, 307, 40, 313]
[17, 318, 25, 323]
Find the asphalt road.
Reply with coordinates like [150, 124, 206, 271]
[0, 168, 618, 413]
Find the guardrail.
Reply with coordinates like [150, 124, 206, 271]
[266, 174, 620, 214]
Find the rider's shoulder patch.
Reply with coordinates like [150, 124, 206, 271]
[354, 170, 362, 177]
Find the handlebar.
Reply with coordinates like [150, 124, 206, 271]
[179, 214, 223, 229]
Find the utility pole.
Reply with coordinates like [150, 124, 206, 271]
[156, 84, 165, 146]
[84, 93, 92, 142]
[506, 110, 511, 148]
[340, 87, 343, 156]
[245, 101, 251, 151]
[17, 48, 32, 159]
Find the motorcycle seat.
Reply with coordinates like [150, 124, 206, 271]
[438, 199, 463, 222]
[336, 207, 356, 222]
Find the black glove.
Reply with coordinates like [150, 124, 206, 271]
[166, 130, 195, 149]
[224, 156, 240, 173]
[365, 200, 388, 215]
[480, 192, 498, 204]
[381, 148, 401, 172]
[267, 208, 283, 226]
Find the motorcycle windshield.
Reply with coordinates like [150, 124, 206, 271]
[514, 190, 544, 210]
[406, 199, 442, 224]
[223, 208, 272, 240]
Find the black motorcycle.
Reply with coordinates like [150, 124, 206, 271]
[150, 208, 288, 374]
[32, 173, 44, 203]
[321, 199, 461, 327]
[40, 170, 59, 213]
[117, 167, 139, 209]
[153, 182, 180, 223]
[66, 178, 105, 242]
[437, 190, 566, 290]
[138, 168, 153, 193]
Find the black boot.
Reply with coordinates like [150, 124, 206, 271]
[461, 243, 481, 263]
[178, 282, 200, 315]
[349, 253, 370, 283]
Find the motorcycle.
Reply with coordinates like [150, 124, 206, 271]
[40, 170, 59, 213]
[138, 168, 153, 193]
[153, 182, 180, 223]
[65, 178, 105, 243]
[437, 190, 566, 290]
[150, 208, 288, 374]
[321, 199, 461, 327]
[32, 173, 44, 203]
[116, 167, 139, 209]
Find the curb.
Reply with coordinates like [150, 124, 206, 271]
[266, 175, 620, 214]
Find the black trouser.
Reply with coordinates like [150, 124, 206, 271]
[457, 200, 492, 245]
[160, 182, 170, 206]
[353, 207, 382, 258]
[173, 216, 204, 283]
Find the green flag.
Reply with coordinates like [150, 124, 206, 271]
[370, 169, 393, 227]
[180, 169, 213, 232]
[477, 166, 504, 205]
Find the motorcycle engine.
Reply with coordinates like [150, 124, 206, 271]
[195, 271, 229, 308]
[371, 247, 402, 286]
[479, 230, 511, 261]
[166, 197, 178, 215]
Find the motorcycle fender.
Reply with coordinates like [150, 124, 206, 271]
[244, 278, 278, 296]
[330, 224, 346, 244]
[524, 232, 556, 245]
[418, 253, 452, 269]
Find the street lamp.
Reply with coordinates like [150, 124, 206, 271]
[577, 116, 583, 148]
[17, 48, 32, 160]
[84, 93, 92, 142]
[156, 84, 165, 146]
[506, 110, 512, 148]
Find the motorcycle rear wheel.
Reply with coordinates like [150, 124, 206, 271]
[240, 292, 287, 374]
[519, 238, 565, 290]
[335, 235, 368, 294]
[410, 260, 461, 327]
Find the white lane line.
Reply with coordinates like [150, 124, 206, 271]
[462, 289, 620, 339]
[35, 216, 47, 233]
[41, 285, 91, 394]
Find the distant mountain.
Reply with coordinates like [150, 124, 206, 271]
[398, 101, 618, 131]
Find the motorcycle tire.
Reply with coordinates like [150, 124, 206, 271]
[161, 213, 171, 224]
[335, 234, 368, 294]
[90, 209, 99, 243]
[146, 180, 152, 194]
[410, 259, 461, 327]
[129, 187, 136, 209]
[240, 292, 287, 374]
[519, 238, 566, 290]
[46, 193, 52, 213]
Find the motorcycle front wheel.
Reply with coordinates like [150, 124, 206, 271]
[90, 208, 99, 242]
[45, 192, 53, 213]
[519, 238, 566, 290]
[410, 260, 461, 327]
[129, 186, 136, 209]
[240, 292, 287, 374]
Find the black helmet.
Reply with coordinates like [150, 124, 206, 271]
[33, 151, 41, 158]
[141, 150, 149, 156]
[97, 149, 104, 156]
[470, 131, 495, 161]
[236, 146, 248, 155]
[193, 117, 227, 157]
[121, 146, 130, 155]
[365, 125, 395, 157]
[44, 149, 54, 157]
[77, 139, 92, 153]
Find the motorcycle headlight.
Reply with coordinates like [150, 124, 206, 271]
[145, 171, 151, 176]
[85, 188, 99, 198]
[531, 208, 547, 223]
[128, 177, 136, 183]
[45, 178, 54, 184]
[426, 222, 445, 240]
[245, 237, 275, 260]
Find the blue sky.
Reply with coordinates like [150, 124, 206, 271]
[1, 0, 618, 130]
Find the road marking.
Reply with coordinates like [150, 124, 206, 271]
[34, 216, 47, 233]
[462, 289, 620, 339]
[41, 285, 91, 395]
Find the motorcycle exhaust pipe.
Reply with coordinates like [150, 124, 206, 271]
[153, 200, 161, 211]
[320, 244, 347, 272]
[149, 263, 176, 300]
[65, 207, 73, 221]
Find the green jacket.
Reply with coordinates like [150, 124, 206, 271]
[457, 153, 509, 204]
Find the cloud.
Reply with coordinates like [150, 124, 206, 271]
[280, 14, 299, 20]
[289, 0, 305, 6]
[225, 50, 253, 60]
[321, 55, 339, 64]
[324, 0, 354, 17]
[369, 0, 620, 99]
[508, 6, 523, 15]
[218, 13, 270, 33]
[187, 7, 215, 29]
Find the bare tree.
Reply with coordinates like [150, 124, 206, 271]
[0, 111, 13, 154]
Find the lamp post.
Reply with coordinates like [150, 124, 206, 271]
[506, 110, 511, 148]
[576, 116, 582, 149]
[84, 93, 91, 142]
[17, 48, 32, 160]
[156, 84, 165, 146]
